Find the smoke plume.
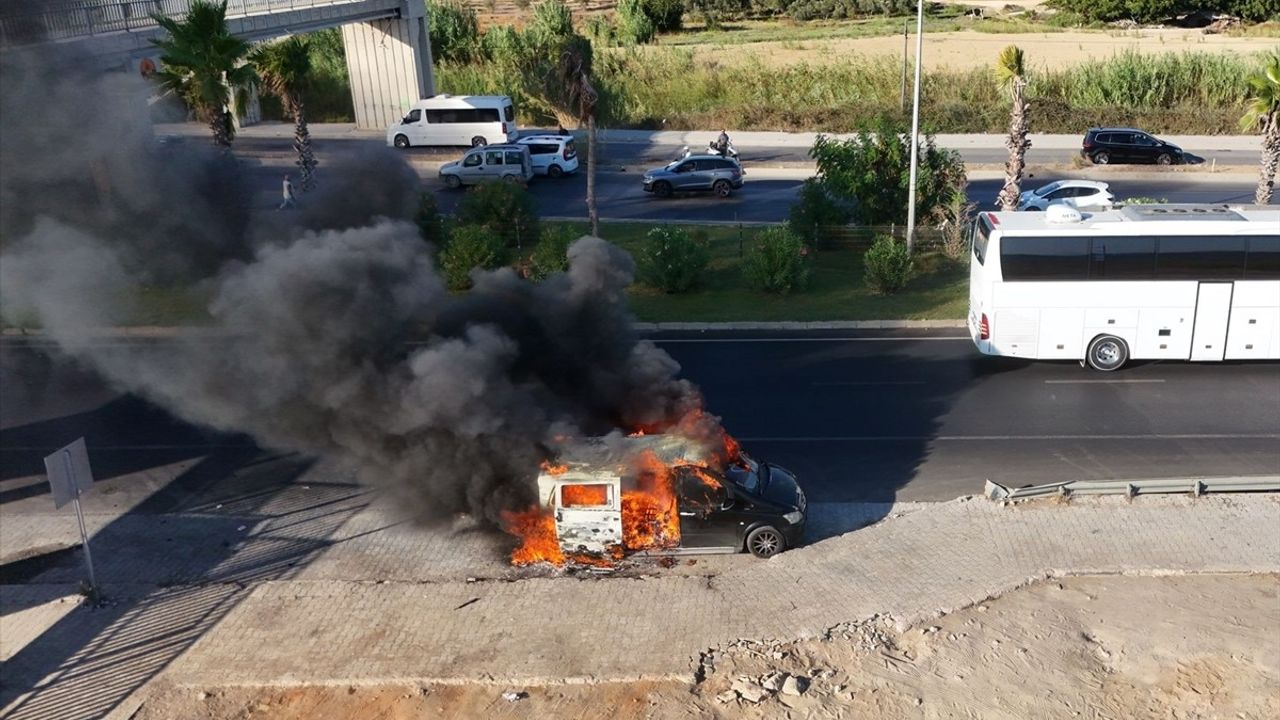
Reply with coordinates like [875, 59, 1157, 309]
[0, 45, 705, 524]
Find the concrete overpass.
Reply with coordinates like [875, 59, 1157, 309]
[0, 0, 435, 129]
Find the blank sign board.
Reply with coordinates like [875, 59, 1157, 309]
[44, 437, 94, 509]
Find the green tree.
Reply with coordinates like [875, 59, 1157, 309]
[456, 182, 541, 249]
[1241, 52, 1280, 205]
[151, 0, 256, 148]
[809, 119, 965, 227]
[863, 235, 914, 295]
[994, 45, 1030, 212]
[441, 225, 507, 291]
[250, 36, 317, 190]
[617, 0, 658, 44]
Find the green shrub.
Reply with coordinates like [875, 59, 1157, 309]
[1117, 196, 1168, 205]
[585, 15, 619, 45]
[863, 235, 914, 295]
[618, 0, 658, 44]
[528, 226, 577, 280]
[441, 225, 507, 291]
[744, 225, 811, 294]
[428, 0, 481, 63]
[637, 226, 710, 293]
[415, 192, 445, 245]
[788, 179, 851, 249]
[642, 0, 685, 31]
[810, 120, 966, 227]
[1046, 0, 1277, 23]
[456, 182, 541, 249]
[528, 0, 575, 47]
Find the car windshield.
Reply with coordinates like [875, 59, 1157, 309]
[1034, 182, 1062, 197]
[725, 454, 764, 493]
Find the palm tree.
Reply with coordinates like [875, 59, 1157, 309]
[151, 0, 256, 148]
[251, 36, 317, 191]
[1241, 52, 1280, 205]
[994, 45, 1030, 212]
[557, 37, 599, 237]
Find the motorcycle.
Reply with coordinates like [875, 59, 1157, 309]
[707, 140, 739, 161]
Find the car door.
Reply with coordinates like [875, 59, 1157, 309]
[674, 469, 739, 549]
[1132, 133, 1159, 163]
[458, 150, 484, 183]
[482, 150, 504, 182]
[670, 161, 697, 190]
[1104, 132, 1130, 162]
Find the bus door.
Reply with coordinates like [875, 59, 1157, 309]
[1190, 282, 1233, 362]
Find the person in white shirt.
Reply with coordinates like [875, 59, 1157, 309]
[278, 174, 296, 210]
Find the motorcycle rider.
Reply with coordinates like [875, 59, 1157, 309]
[714, 129, 731, 157]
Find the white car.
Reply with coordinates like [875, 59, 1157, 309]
[515, 135, 579, 178]
[1016, 180, 1113, 211]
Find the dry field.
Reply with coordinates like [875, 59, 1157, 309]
[660, 28, 1280, 71]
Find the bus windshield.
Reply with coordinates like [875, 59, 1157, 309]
[972, 215, 992, 265]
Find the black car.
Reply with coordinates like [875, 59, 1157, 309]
[673, 453, 806, 558]
[1082, 127, 1185, 166]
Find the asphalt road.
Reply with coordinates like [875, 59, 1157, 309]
[245, 163, 1265, 224]
[3, 333, 1276, 508]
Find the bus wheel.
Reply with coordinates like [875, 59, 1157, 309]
[1086, 334, 1128, 372]
[393, 134, 410, 149]
[471, 136, 488, 147]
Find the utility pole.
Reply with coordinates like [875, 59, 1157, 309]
[900, 20, 908, 112]
[905, 0, 925, 253]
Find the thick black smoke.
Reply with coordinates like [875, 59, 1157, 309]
[0, 45, 703, 524]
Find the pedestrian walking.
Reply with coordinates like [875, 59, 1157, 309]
[278, 174, 296, 210]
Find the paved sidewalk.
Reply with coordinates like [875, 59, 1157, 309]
[3, 484, 1277, 720]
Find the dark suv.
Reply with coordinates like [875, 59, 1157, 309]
[1082, 128, 1185, 166]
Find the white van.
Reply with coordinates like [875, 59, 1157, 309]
[386, 95, 518, 149]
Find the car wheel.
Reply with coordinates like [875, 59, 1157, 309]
[1086, 334, 1128, 372]
[444, 175, 462, 190]
[712, 180, 733, 198]
[746, 526, 785, 559]
[1156, 152, 1173, 166]
[547, 164, 564, 178]
[393, 134, 410, 149]
[471, 136, 487, 147]
[1091, 150, 1111, 165]
[1025, 206, 1042, 211]
[652, 181, 673, 199]
[502, 173, 521, 184]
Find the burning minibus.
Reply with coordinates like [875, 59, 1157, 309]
[507, 434, 805, 565]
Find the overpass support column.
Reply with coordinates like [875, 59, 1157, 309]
[340, 2, 435, 130]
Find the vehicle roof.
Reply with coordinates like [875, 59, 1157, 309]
[517, 135, 573, 142]
[1037, 179, 1109, 191]
[465, 143, 526, 151]
[985, 204, 1280, 234]
[413, 94, 512, 107]
[1087, 127, 1147, 133]
[549, 434, 718, 471]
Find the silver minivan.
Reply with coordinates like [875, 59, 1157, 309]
[439, 144, 534, 188]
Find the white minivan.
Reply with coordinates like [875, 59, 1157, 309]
[387, 95, 518, 149]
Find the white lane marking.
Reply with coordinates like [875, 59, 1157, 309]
[1044, 379, 1166, 384]
[812, 380, 927, 386]
[739, 433, 1280, 442]
[653, 336, 970, 343]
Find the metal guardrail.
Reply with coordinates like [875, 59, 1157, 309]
[985, 476, 1280, 500]
[0, 0, 374, 47]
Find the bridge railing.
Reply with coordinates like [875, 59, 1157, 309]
[0, 0, 374, 47]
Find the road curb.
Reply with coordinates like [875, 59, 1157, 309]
[1, 320, 969, 339]
[635, 320, 967, 331]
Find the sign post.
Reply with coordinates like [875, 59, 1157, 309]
[44, 438, 98, 594]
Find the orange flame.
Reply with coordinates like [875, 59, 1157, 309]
[502, 507, 564, 566]
[621, 450, 681, 551]
[562, 483, 609, 507]
[540, 460, 569, 476]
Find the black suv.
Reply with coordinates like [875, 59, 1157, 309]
[1082, 128, 1185, 166]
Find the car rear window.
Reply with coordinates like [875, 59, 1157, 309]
[503, 104, 514, 122]
[564, 139, 577, 158]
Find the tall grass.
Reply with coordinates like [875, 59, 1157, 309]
[420, 48, 1266, 134]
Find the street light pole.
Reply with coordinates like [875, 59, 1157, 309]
[905, 0, 925, 254]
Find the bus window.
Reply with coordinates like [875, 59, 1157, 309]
[1245, 236, 1280, 279]
[1089, 237, 1156, 280]
[1156, 236, 1245, 280]
[972, 217, 991, 265]
[1000, 236, 1089, 281]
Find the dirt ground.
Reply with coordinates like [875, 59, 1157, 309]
[668, 28, 1279, 71]
[135, 573, 1280, 720]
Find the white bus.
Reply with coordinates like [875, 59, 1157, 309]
[386, 95, 518, 149]
[968, 204, 1280, 371]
